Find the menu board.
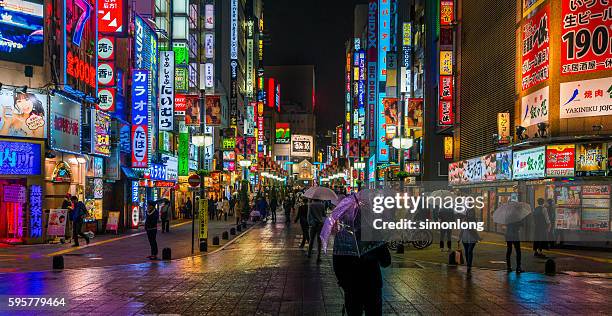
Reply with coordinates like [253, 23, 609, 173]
[554, 185, 581, 230]
[581, 185, 610, 232]
[556, 207, 580, 230]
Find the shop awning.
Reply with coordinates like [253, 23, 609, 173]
[121, 167, 140, 179]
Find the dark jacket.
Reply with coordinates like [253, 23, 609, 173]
[145, 209, 158, 230]
[71, 201, 87, 223]
[505, 221, 522, 241]
[333, 245, 391, 289]
[295, 204, 308, 225]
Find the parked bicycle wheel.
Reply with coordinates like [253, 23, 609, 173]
[411, 230, 433, 249]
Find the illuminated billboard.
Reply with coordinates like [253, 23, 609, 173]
[0, 0, 44, 66]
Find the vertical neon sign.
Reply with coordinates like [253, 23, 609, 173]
[377, 0, 390, 162]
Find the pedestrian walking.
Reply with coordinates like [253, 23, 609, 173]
[295, 198, 309, 248]
[159, 200, 171, 233]
[185, 197, 193, 219]
[270, 196, 278, 223]
[436, 206, 454, 251]
[307, 198, 326, 262]
[229, 197, 236, 216]
[459, 209, 481, 273]
[546, 198, 556, 248]
[145, 202, 159, 260]
[61, 193, 73, 243]
[533, 198, 551, 257]
[333, 244, 391, 316]
[505, 220, 523, 273]
[69, 196, 90, 247]
[221, 197, 230, 221]
[283, 198, 292, 224]
[257, 196, 268, 221]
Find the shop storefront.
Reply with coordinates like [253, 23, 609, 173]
[0, 139, 45, 244]
[449, 143, 612, 244]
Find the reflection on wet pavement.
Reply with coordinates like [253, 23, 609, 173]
[0, 220, 610, 315]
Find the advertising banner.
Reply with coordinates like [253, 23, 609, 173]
[162, 154, 178, 181]
[440, 0, 454, 25]
[367, 0, 377, 142]
[175, 94, 186, 115]
[444, 136, 453, 160]
[98, 0, 124, 33]
[0, 89, 47, 139]
[0, 140, 41, 175]
[291, 135, 314, 158]
[0, 0, 44, 65]
[178, 122, 189, 176]
[464, 157, 484, 183]
[405, 98, 423, 129]
[376, 0, 390, 162]
[275, 123, 290, 144]
[576, 143, 606, 176]
[47, 209, 68, 236]
[105, 146, 120, 180]
[521, 85, 549, 127]
[559, 77, 612, 119]
[495, 150, 512, 180]
[50, 94, 81, 153]
[382, 98, 399, 140]
[158, 51, 174, 131]
[448, 161, 465, 185]
[106, 211, 120, 232]
[185, 95, 200, 126]
[91, 109, 111, 156]
[438, 100, 454, 126]
[205, 95, 221, 126]
[561, 1, 612, 75]
[131, 70, 149, 168]
[497, 113, 511, 144]
[521, 3, 549, 91]
[440, 51, 453, 75]
[513, 146, 545, 180]
[199, 199, 209, 239]
[581, 185, 610, 231]
[546, 144, 575, 177]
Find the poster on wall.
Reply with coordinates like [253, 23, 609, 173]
[405, 98, 423, 128]
[559, 77, 612, 119]
[464, 157, 484, 183]
[561, 0, 612, 75]
[47, 209, 68, 236]
[0, 89, 47, 139]
[581, 185, 610, 231]
[546, 144, 575, 177]
[382, 98, 398, 140]
[205, 95, 221, 126]
[495, 150, 512, 180]
[555, 207, 580, 230]
[512, 146, 545, 180]
[50, 94, 81, 153]
[576, 143, 606, 176]
[521, 86, 549, 127]
[91, 109, 111, 157]
[448, 161, 466, 185]
[521, 3, 549, 91]
[0, 0, 44, 66]
[185, 95, 200, 126]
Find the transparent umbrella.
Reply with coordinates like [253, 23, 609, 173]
[493, 201, 532, 224]
[303, 186, 338, 201]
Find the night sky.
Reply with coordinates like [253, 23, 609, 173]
[264, 0, 366, 135]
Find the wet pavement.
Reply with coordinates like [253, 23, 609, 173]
[0, 217, 611, 315]
[0, 217, 246, 272]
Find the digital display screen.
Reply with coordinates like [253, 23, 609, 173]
[0, 0, 44, 66]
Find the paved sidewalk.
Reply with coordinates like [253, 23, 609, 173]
[395, 231, 612, 274]
[0, 214, 610, 315]
[0, 216, 248, 272]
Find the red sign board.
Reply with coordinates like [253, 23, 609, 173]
[521, 3, 549, 90]
[98, 0, 124, 33]
[439, 75, 453, 100]
[546, 145, 575, 177]
[188, 174, 201, 187]
[440, 1, 454, 26]
[175, 94, 187, 115]
[438, 100, 454, 126]
[267, 78, 275, 108]
[155, 181, 176, 188]
[561, 1, 612, 75]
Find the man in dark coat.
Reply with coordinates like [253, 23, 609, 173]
[70, 196, 89, 247]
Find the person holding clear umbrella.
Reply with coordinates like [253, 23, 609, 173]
[493, 201, 531, 273]
[321, 191, 391, 316]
